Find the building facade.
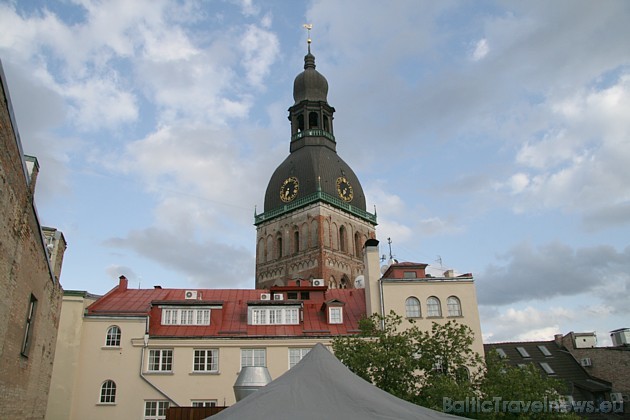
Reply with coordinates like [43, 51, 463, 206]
[46, 240, 483, 420]
[0, 61, 66, 419]
[255, 45, 376, 289]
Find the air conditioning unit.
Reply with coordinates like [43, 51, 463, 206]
[273, 293, 284, 300]
[185, 290, 198, 300]
[580, 358, 592, 367]
[260, 293, 271, 300]
[312, 279, 324, 287]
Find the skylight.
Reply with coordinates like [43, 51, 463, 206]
[516, 347, 530, 358]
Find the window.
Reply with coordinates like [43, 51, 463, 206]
[540, 362, 555, 374]
[339, 226, 347, 252]
[426, 297, 442, 317]
[329, 307, 343, 324]
[192, 400, 217, 407]
[144, 401, 170, 420]
[495, 348, 507, 358]
[250, 307, 300, 325]
[21, 294, 37, 356]
[294, 231, 299, 254]
[447, 296, 462, 317]
[193, 349, 218, 372]
[148, 349, 173, 372]
[99, 380, 116, 404]
[405, 297, 421, 318]
[403, 271, 417, 279]
[309, 111, 319, 128]
[289, 348, 311, 368]
[516, 347, 531, 358]
[277, 236, 283, 258]
[105, 326, 121, 347]
[538, 345, 552, 356]
[241, 348, 266, 368]
[456, 367, 470, 383]
[161, 308, 211, 326]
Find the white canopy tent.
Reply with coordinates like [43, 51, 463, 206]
[209, 343, 460, 419]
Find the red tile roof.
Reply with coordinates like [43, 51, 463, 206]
[87, 282, 366, 338]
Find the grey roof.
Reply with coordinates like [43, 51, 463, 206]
[293, 52, 328, 103]
[209, 343, 460, 420]
[484, 340, 611, 400]
[264, 144, 366, 212]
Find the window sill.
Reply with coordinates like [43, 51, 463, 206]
[144, 371, 174, 375]
[406, 316, 422, 319]
[96, 403, 116, 406]
[446, 315, 463, 319]
[426, 316, 443, 319]
[101, 346, 122, 350]
[190, 371, 220, 375]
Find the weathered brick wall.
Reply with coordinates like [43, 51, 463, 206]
[0, 66, 63, 419]
[562, 333, 630, 397]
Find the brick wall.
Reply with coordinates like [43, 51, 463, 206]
[0, 63, 64, 419]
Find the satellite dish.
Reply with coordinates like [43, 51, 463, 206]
[354, 275, 365, 289]
[380, 265, 389, 274]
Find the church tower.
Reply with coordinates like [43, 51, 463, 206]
[255, 38, 377, 289]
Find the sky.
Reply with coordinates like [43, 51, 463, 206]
[1, 0, 629, 345]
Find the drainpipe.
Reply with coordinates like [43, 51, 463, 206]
[138, 322, 179, 406]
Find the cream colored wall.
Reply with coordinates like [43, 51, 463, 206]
[381, 279, 485, 360]
[59, 314, 334, 419]
[46, 294, 96, 420]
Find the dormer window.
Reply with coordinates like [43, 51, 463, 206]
[248, 306, 300, 325]
[329, 307, 343, 324]
[161, 307, 211, 326]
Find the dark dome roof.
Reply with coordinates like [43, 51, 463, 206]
[293, 53, 328, 103]
[264, 145, 366, 212]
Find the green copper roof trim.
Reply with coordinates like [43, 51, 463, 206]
[254, 190, 377, 225]
[291, 129, 336, 143]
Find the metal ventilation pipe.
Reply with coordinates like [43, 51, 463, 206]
[233, 366, 272, 401]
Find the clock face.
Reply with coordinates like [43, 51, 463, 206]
[280, 176, 299, 202]
[336, 176, 354, 202]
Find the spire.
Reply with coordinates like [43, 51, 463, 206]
[303, 23, 313, 54]
[303, 24, 315, 69]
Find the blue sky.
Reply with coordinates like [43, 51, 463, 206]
[1, 0, 629, 344]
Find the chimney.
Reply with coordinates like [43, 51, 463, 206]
[444, 269, 454, 278]
[554, 334, 563, 347]
[363, 239, 380, 315]
[119, 275, 128, 291]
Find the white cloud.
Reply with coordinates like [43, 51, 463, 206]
[239, 24, 280, 87]
[471, 38, 489, 61]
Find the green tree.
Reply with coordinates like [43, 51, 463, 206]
[332, 312, 579, 419]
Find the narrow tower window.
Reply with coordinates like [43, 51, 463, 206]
[309, 111, 319, 128]
[294, 230, 300, 254]
[297, 114, 304, 131]
[339, 226, 347, 252]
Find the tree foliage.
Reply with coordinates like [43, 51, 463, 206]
[332, 312, 578, 419]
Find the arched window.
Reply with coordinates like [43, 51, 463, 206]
[339, 226, 347, 252]
[340, 275, 349, 289]
[354, 232, 362, 257]
[405, 297, 421, 318]
[100, 380, 116, 404]
[310, 220, 318, 248]
[105, 326, 121, 347]
[427, 297, 442, 317]
[293, 230, 300, 254]
[328, 276, 337, 289]
[323, 115, 330, 132]
[297, 114, 304, 131]
[447, 296, 462, 317]
[456, 367, 470, 383]
[309, 111, 319, 128]
[266, 236, 273, 262]
[277, 236, 283, 259]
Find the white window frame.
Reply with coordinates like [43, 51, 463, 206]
[99, 380, 116, 404]
[447, 296, 462, 317]
[427, 296, 442, 317]
[148, 349, 173, 372]
[329, 307, 343, 324]
[538, 345, 552, 356]
[105, 325, 121, 347]
[161, 307, 211, 326]
[289, 348, 311, 368]
[249, 306, 300, 325]
[193, 349, 219, 372]
[241, 348, 266, 368]
[192, 400, 217, 407]
[405, 297, 421, 318]
[144, 400, 170, 420]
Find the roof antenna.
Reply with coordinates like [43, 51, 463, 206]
[435, 255, 443, 268]
[387, 237, 395, 261]
[303, 23, 313, 53]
